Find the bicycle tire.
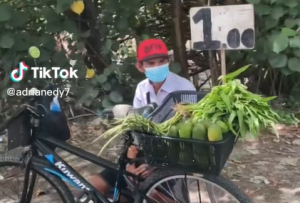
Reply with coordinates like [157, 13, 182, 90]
[0, 152, 75, 203]
[134, 168, 253, 203]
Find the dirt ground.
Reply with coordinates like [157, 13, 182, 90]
[0, 118, 299, 202]
[223, 124, 300, 203]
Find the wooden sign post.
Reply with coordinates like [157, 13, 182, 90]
[189, 4, 255, 76]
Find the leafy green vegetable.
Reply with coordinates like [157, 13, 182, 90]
[191, 65, 279, 139]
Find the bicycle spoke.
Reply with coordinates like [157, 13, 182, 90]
[196, 179, 202, 202]
[155, 184, 181, 203]
[183, 175, 191, 202]
[142, 175, 243, 203]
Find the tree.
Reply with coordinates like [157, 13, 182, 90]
[1, 0, 300, 113]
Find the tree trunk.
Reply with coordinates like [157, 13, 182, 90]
[170, 0, 189, 79]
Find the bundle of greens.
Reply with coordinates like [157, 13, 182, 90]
[175, 79, 279, 139]
[94, 114, 176, 155]
[174, 65, 279, 138]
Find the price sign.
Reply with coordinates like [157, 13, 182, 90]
[190, 4, 255, 50]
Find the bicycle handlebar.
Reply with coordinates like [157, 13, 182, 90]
[102, 103, 158, 119]
[127, 103, 158, 117]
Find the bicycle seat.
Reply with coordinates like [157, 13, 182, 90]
[102, 103, 158, 119]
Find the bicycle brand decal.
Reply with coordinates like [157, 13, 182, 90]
[44, 168, 79, 188]
[44, 154, 90, 190]
[113, 187, 120, 201]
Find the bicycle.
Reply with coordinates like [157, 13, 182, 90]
[0, 84, 253, 203]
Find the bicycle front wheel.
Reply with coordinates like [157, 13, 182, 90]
[134, 168, 253, 203]
[0, 151, 75, 203]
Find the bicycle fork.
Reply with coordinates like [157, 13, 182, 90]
[19, 153, 37, 203]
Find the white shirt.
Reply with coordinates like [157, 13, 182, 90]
[133, 72, 196, 108]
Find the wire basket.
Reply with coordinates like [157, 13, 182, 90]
[149, 91, 208, 123]
[134, 132, 236, 175]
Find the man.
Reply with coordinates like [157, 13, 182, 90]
[134, 38, 196, 107]
[86, 38, 195, 202]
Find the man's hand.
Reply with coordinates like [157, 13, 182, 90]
[126, 164, 156, 178]
[127, 145, 138, 159]
[126, 145, 156, 178]
[134, 164, 156, 178]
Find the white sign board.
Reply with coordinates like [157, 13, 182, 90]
[190, 4, 255, 50]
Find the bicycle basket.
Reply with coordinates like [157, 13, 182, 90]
[0, 107, 31, 152]
[134, 132, 236, 175]
[149, 91, 208, 123]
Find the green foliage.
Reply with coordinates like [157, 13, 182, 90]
[2, 0, 300, 112]
[0, 0, 85, 90]
[275, 109, 299, 125]
[244, 0, 300, 75]
[0, 0, 163, 110]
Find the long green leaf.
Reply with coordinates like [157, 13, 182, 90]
[220, 64, 251, 82]
[262, 96, 277, 101]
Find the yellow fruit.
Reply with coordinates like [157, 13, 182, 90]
[86, 68, 95, 79]
[207, 125, 223, 141]
[216, 120, 229, 133]
[70, 1, 84, 15]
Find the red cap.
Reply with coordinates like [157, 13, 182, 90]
[137, 39, 168, 61]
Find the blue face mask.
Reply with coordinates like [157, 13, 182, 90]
[144, 64, 169, 83]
